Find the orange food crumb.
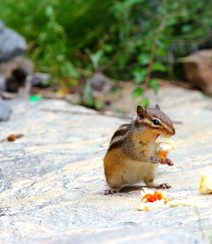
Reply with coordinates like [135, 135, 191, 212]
[160, 151, 167, 159]
[142, 192, 166, 203]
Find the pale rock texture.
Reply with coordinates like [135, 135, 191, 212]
[0, 86, 212, 244]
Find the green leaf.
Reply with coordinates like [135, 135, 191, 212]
[132, 87, 144, 99]
[116, 109, 125, 114]
[68, 65, 80, 79]
[133, 68, 146, 84]
[94, 101, 104, 110]
[46, 5, 54, 17]
[61, 61, 80, 79]
[83, 79, 94, 107]
[85, 49, 103, 70]
[181, 24, 192, 33]
[110, 87, 121, 94]
[29, 95, 42, 102]
[138, 98, 149, 108]
[137, 53, 150, 65]
[118, 53, 131, 68]
[103, 44, 113, 53]
[125, 0, 145, 6]
[148, 79, 159, 94]
[151, 61, 166, 72]
[155, 47, 167, 57]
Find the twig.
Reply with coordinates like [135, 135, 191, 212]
[143, 41, 157, 86]
[143, 19, 167, 87]
[172, 33, 212, 46]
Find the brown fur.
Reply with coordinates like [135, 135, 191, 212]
[103, 105, 175, 193]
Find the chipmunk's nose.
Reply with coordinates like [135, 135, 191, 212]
[171, 128, 175, 136]
[167, 127, 175, 136]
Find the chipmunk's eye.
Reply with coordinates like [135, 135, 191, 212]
[153, 119, 160, 125]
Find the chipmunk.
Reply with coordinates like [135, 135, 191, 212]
[103, 104, 175, 195]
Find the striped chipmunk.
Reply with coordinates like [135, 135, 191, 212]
[103, 104, 175, 195]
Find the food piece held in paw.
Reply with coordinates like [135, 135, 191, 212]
[156, 134, 176, 159]
[160, 151, 167, 159]
[198, 173, 212, 194]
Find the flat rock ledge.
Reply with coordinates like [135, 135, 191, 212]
[0, 85, 212, 244]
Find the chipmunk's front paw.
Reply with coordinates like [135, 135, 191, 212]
[150, 156, 160, 164]
[150, 156, 173, 166]
[160, 158, 173, 166]
[156, 183, 171, 189]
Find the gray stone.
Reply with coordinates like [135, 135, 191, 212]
[18, 227, 205, 244]
[30, 73, 51, 87]
[0, 56, 33, 95]
[0, 20, 26, 62]
[0, 76, 5, 90]
[182, 49, 212, 95]
[0, 86, 211, 243]
[0, 99, 12, 121]
[90, 72, 113, 98]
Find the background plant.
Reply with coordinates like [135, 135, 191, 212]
[1, 0, 212, 107]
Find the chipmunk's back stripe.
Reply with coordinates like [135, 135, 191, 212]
[118, 124, 130, 131]
[108, 124, 130, 151]
[110, 124, 130, 142]
[108, 139, 123, 151]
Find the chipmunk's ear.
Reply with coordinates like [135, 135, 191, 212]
[156, 104, 160, 110]
[137, 105, 146, 119]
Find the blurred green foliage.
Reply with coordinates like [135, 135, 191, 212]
[1, 0, 212, 107]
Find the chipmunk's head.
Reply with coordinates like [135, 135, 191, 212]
[135, 104, 175, 137]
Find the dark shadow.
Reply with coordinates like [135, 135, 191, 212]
[120, 185, 147, 193]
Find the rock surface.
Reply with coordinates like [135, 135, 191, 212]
[182, 49, 212, 95]
[0, 99, 12, 121]
[19, 227, 205, 244]
[0, 85, 212, 243]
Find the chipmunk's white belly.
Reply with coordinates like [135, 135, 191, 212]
[123, 159, 158, 185]
[147, 141, 158, 157]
